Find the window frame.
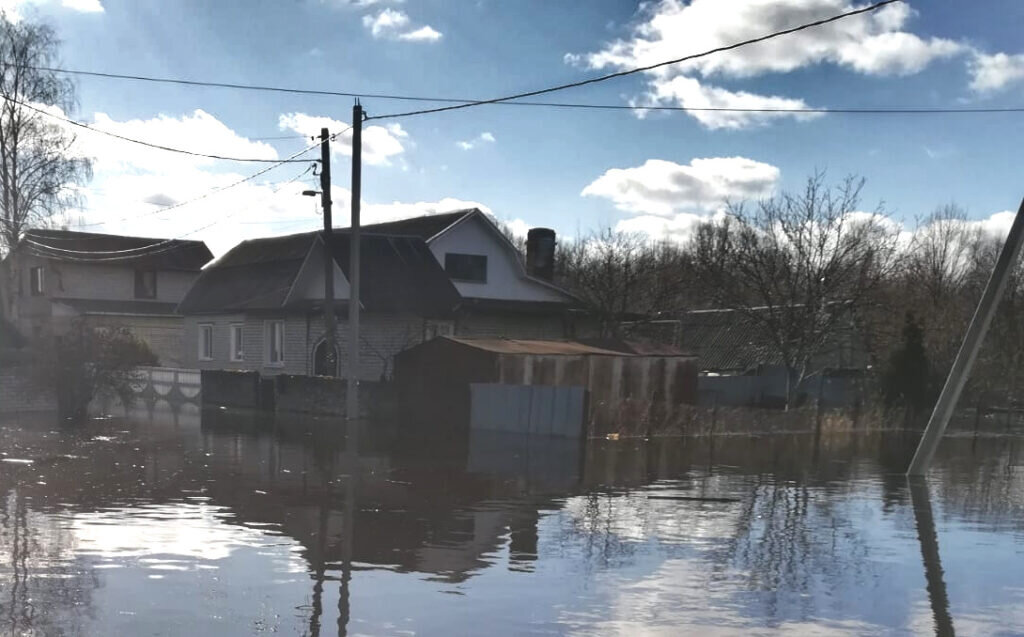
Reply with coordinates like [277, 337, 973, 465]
[229, 323, 244, 362]
[444, 253, 488, 284]
[266, 320, 285, 367]
[134, 269, 158, 299]
[29, 266, 44, 296]
[198, 323, 214, 361]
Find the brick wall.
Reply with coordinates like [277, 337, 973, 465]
[0, 365, 55, 414]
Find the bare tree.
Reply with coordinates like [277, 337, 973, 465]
[697, 173, 900, 408]
[0, 14, 91, 254]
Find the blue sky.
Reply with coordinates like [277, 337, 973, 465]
[11, 0, 1024, 254]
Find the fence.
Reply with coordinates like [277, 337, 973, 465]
[131, 366, 201, 406]
[469, 383, 585, 438]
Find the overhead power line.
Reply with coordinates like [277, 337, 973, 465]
[28, 164, 318, 261]
[367, 0, 902, 120]
[6, 96, 313, 163]
[71, 128, 348, 230]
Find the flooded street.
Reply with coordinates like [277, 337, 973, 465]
[0, 410, 1021, 636]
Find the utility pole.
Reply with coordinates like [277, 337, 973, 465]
[907, 196, 1024, 475]
[320, 127, 337, 376]
[347, 102, 363, 421]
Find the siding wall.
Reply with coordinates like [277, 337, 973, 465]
[185, 312, 430, 380]
[83, 315, 186, 367]
[429, 216, 569, 303]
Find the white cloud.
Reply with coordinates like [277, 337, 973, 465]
[568, 0, 965, 128]
[582, 157, 780, 217]
[398, 25, 442, 42]
[362, 8, 442, 42]
[277, 112, 408, 167]
[968, 52, 1024, 93]
[643, 76, 821, 129]
[456, 131, 496, 150]
[0, 0, 102, 20]
[362, 8, 408, 37]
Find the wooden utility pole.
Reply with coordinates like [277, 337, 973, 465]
[320, 127, 337, 376]
[907, 197, 1024, 475]
[347, 103, 363, 421]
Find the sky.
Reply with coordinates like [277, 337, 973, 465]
[7, 0, 1024, 256]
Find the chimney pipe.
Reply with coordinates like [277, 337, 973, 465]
[526, 227, 556, 281]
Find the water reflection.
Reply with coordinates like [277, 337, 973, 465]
[0, 407, 1020, 635]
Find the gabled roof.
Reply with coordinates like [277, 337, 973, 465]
[358, 209, 475, 241]
[177, 230, 460, 316]
[21, 229, 213, 271]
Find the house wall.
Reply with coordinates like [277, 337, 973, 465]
[184, 312, 430, 380]
[82, 315, 186, 367]
[429, 216, 568, 303]
[455, 310, 568, 340]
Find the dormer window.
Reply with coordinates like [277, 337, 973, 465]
[445, 253, 487, 283]
[134, 269, 157, 299]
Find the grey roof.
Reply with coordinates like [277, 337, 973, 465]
[358, 209, 474, 240]
[177, 230, 460, 316]
[443, 337, 626, 356]
[53, 298, 180, 316]
[23, 229, 213, 271]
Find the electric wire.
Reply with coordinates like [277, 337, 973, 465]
[26, 164, 318, 261]
[366, 0, 903, 120]
[5, 95, 313, 163]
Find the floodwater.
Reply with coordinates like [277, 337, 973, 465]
[0, 408, 1021, 636]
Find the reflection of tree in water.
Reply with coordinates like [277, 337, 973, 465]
[0, 488, 97, 636]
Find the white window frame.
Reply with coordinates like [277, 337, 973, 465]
[266, 320, 285, 367]
[29, 266, 44, 296]
[198, 323, 214, 361]
[229, 323, 244, 362]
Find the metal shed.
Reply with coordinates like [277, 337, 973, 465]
[395, 337, 698, 437]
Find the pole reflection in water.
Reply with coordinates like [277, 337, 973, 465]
[0, 406, 1021, 635]
[908, 476, 956, 637]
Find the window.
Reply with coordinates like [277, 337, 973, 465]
[266, 320, 285, 366]
[444, 253, 487, 283]
[198, 324, 214, 361]
[29, 267, 44, 296]
[425, 320, 454, 340]
[229, 324, 244, 362]
[134, 269, 157, 299]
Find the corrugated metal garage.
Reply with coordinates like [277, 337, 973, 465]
[395, 337, 698, 437]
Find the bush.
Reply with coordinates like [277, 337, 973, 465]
[33, 321, 158, 422]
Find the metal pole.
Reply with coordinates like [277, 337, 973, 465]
[907, 477, 955, 637]
[347, 103, 362, 421]
[907, 197, 1024, 475]
[320, 127, 336, 376]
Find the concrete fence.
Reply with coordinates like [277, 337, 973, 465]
[0, 364, 55, 414]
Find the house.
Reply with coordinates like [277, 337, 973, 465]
[0, 229, 213, 367]
[175, 230, 461, 380]
[360, 209, 582, 339]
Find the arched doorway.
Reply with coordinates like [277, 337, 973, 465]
[313, 339, 339, 377]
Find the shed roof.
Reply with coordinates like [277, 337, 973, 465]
[22, 229, 213, 271]
[443, 337, 626, 356]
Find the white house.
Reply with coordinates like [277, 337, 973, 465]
[361, 208, 581, 340]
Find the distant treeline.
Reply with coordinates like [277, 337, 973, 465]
[519, 173, 1022, 412]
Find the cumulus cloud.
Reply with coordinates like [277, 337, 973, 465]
[456, 131, 496, 150]
[398, 25, 442, 42]
[0, 0, 103, 20]
[362, 8, 442, 42]
[568, 0, 964, 128]
[582, 157, 780, 217]
[641, 76, 821, 129]
[50, 106, 497, 257]
[277, 112, 408, 166]
[968, 52, 1024, 93]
